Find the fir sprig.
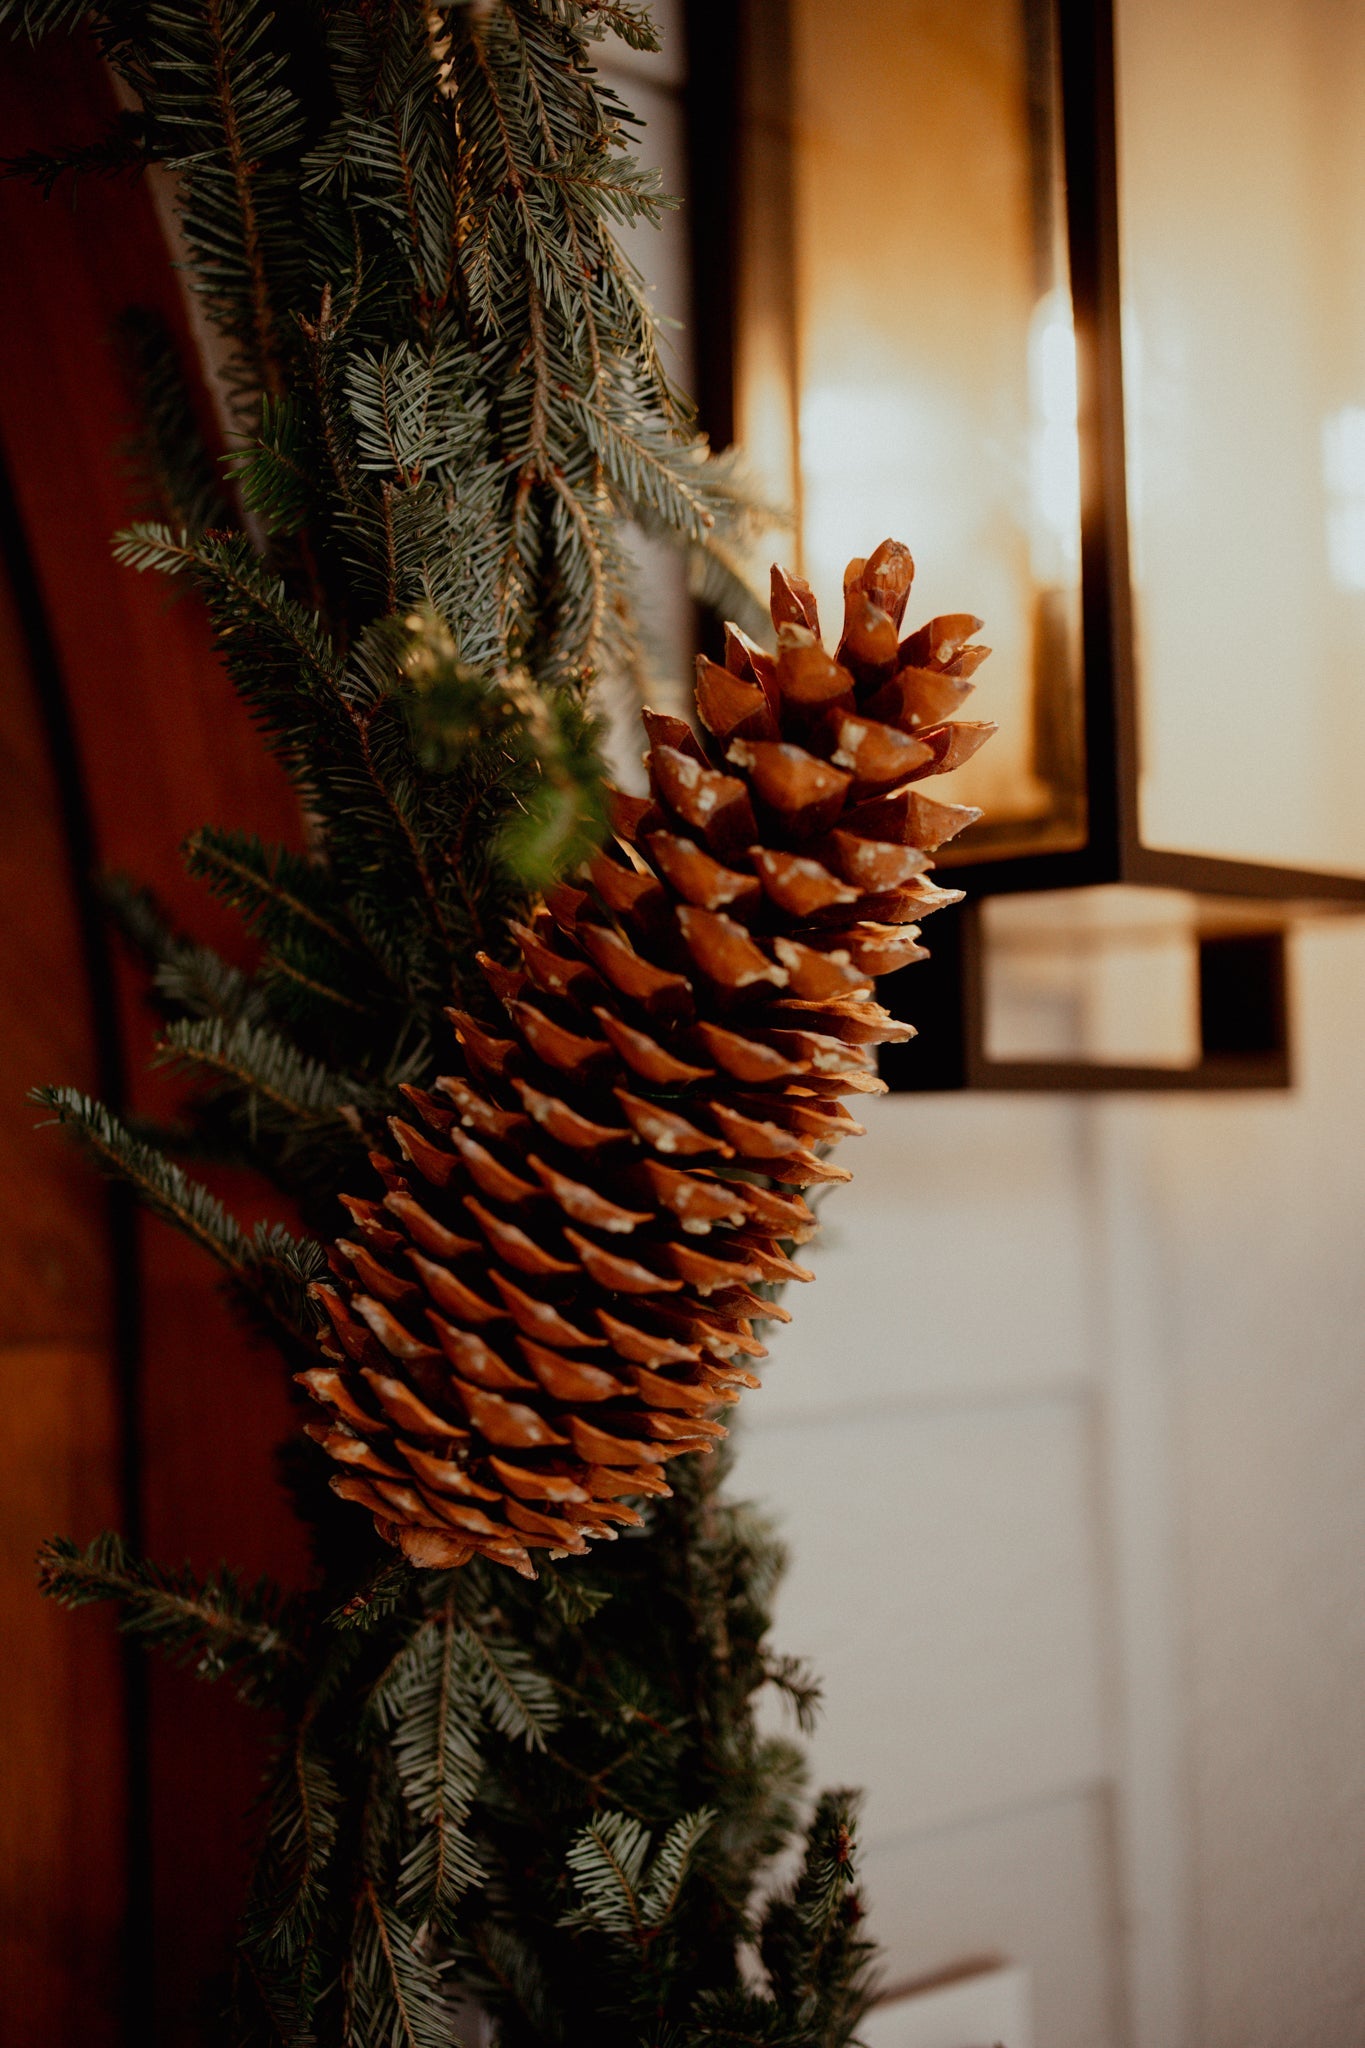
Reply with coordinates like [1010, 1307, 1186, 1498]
[117, 305, 232, 533]
[37, 1532, 302, 1702]
[373, 1603, 491, 1928]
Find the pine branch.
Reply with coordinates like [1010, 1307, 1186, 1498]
[147, 0, 306, 408]
[114, 522, 340, 698]
[245, 1717, 345, 1966]
[116, 530, 467, 966]
[347, 335, 483, 481]
[348, 1884, 456, 2048]
[101, 873, 266, 1024]
[758, 1792, 877, 2044]
[562, 1810, 651, 1939]
[372, 1604, 488, 1929]
[638, 1808, 715, 1929]
[116, 306, 230, 533]
[229, 392, 315, 536]
[206, 0, 285, 396]
[33, 1084, 256, 1275]
[31, 1086, 325, 1335]
[261, 950, 380, 1023]
[0, 0, 105, 43]
[453, 1919, 556, 2042]
[37, 1532, 301, 1700]
[578, 3, 660, 52]
[2, 107, 150, 191]
[687, 529, 773, 645]
[569, 388, 715, 542]
[455, 1623, 560, 1752]
[528, 147, 672, 231]
[763, 1655, 823, 1738]
[155, 1015, 362, 1131]
[182, 830, 360, 958]
[328, 1558, 415, 1633]
[677, 1989, 799, 2046]
[247, 1222, 331, 1336]
[537, 1569, 613, 1628]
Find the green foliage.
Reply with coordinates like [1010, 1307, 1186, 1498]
[37, 1532, 302, 1703]
[563, 1806, 716, 1938]
[157, 1015, 356, 1126]
[397, 606, 611, 890]
[45, 1477, 875, 2045]
[372, 1609, 493, 1927]
[7, 0, 879, 2041]
[763, 1654, 824, 1739]
[345, 1887, 456, 2048]
[6, 0, 763, 678]
[117, 306, 232, 533]
[29, 1085, 327, 1334]
[754, 1792, 878, 2046]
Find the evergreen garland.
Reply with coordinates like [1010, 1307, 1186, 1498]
[6, 1, 879, 2040]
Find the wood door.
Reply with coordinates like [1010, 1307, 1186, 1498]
[0, 44, 312, 2045]
[0, 429, 127, 2048]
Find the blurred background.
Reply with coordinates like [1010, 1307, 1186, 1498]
[4, 1, 1365, 2043]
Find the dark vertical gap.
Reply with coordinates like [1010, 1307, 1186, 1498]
[683, 0, 744, 666]
[879, 907, 972, 1093]
[1056, 0, 1136, 877]
[1017, 0, 1089, 850]
[0, 445, 151, 2044]
[682, 0, 740, 455]
[1198, 932, 1288, 1061]
[739, 0, 802, 571]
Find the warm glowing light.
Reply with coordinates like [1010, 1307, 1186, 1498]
[798, 377, 969, 627]
[795, 366, 1043, 825]
[1119, 0, 1365, 875]
[756, 0, 1088, 846]
[1028, 289, 1081, 584]
[1322, 407, 1365, 593]
[1321, 406, 1365, 493]
[983, 886, 1201, 1067]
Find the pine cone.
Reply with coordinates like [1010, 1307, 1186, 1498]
[303, 541, 993, 1576]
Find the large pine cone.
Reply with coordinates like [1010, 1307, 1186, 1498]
[304, 541, 993, 1575]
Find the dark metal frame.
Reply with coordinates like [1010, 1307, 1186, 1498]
[914, 0, 1365, 910]
[898, 0, 1349, 1089]
[878, 907, 1292, 1092]
[1037, 0, 1365, 911]
[683, 0, 1365, 1091]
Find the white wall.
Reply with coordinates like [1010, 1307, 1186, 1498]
[742, 1089, 1125, 2048]
[743, 917, 1365, 2048]
[601, 14, 1365, 2043]
[1151, 921, 1365, 2048]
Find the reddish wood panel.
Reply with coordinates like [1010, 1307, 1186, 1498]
[0, 1343, 126, 2044]
[0, 43, 314, 2043]
[0, 509, 125, 2048]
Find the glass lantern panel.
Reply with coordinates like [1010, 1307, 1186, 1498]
[1118, 0, 1365, 875]
[736, 0, 1086, 861]
[982, 887, 1203, 1066]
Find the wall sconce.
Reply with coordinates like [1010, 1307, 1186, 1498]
[686, 0, 1365, 1088]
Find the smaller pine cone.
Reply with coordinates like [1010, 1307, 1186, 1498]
[303, 541, 993, 1576]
